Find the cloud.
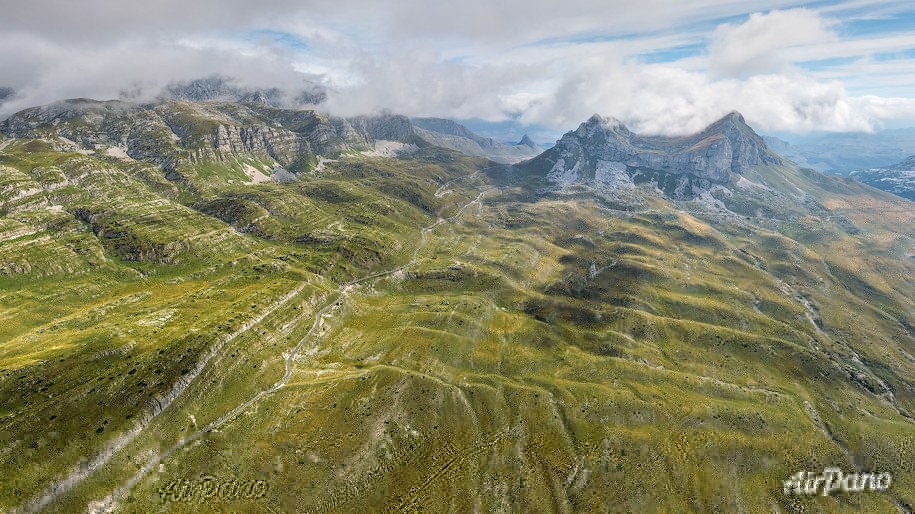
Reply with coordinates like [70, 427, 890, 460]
[320, 46, 545, 121]
[0, 32, 325, 116]
[1, 2, 915, 136]
[708, 9, 838, 77]
[517, 57, 915, 135]
[0, 0, 804, 47]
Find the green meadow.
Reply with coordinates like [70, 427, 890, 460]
[2, 134, 915, 513]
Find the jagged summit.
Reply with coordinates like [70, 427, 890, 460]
[163, 76, 327, 108]
[519, 111, 781, 187]
[582, 113, 627, 130]
[0, 97, 543, 171]
[518, 134, 538, 148]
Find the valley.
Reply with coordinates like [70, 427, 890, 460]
[1, 102, 915, 513]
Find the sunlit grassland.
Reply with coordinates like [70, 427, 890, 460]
[0, 140, 487, 511]
[99, 177, 915, 513]
[3, 135, 915, 513]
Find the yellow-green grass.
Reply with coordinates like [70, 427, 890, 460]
[3, 137, 915, 513]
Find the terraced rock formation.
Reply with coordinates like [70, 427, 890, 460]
[1, 104, 915, 513]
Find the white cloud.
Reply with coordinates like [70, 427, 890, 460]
[708, 9, 838, 77]
[320, 47, 541, 121]
[2, 2, 915, 136]
[0, 32, 324, 116]
[516, 57, 915, 135]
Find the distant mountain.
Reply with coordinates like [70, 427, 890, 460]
[851, 155, 915, 201]
[764, 129, 915, 174]
[889, 155, 915, 170]
[508, 110, 915, 235]
[762, 135, 830, 173]
[518, 111, 781, 197]
[0, 98, 541, 180]
[517, 134, 538, 148]
[163, 76, 327, 108]
[0, 99, 424, 177]
[411, 117, 542, 163]
[434, 117, 560, 151]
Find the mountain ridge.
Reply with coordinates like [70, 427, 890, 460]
[0, 98, 542, 174]
[163, 75, 327, 108]
[517, 111, 782, 191]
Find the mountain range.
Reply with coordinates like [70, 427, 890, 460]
[2, 96, 915, 513]
[0, 97, 540, 179]
[764, 129, 915, 174]
[162, 76, 328, 107]
[851, 155, 915, 201]
[520, 112, 780, 191]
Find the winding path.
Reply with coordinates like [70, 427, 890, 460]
[85, 177, 494, 513]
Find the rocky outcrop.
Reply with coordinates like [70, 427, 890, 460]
[0, 97, 542, 174]
[163, 75, 325, 108]
[518, 135, 538, 148]
[0, 100, 407, 173]
[349, 114, 416, 143]
[206, 124, 303, 163]
[520, 111, 781, 185]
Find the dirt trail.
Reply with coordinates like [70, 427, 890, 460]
[15, 284, 309, 514]
[84, 176, 493, 513]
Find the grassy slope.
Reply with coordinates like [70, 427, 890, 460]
[2, 137, 915, 513]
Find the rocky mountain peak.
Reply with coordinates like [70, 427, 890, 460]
[577, 114, 630, 138]
[518, 134, 538, 148]
[518, 111, 782, 189]
[162, 76, 326, 109]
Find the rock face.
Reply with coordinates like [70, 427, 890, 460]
[0, 100, 426, 174]
[163, 76, 326, 108]
[518, 135, 538, 148]
[205, 124, 304, 164]
[520, 111, 781, 186]
[0, 98, 542, 174]
[351, 114, 416, 142]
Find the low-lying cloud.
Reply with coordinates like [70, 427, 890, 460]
[2, 1, 915, 136]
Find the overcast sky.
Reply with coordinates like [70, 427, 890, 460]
[3, 0, 915, 137]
